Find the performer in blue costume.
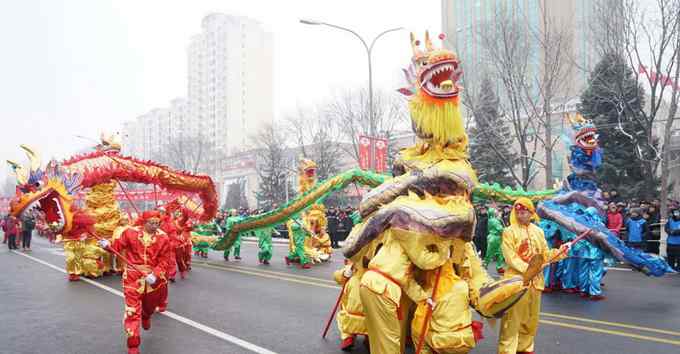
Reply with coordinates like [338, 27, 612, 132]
[537, 113, 674, 300]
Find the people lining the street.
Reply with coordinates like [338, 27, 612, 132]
[665, 208, 680, 271]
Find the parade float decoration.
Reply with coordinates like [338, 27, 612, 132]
[7, 136, 217, 280]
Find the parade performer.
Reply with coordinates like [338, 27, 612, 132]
[256, 227, 274, 265]
[6, 138, 217, 282]
[498, 198, 570, 354]
[484, 207, 505, 273]
[98, 210, 172, 354]
[285, 218, 312, 269]
[192, 222, 220, 258]
[84, 181, 122, 276]
[338, 31, 530, 354]
[211, 31, 538, 354]
[59, 207, 108, 280]
[223, 210, 243, 261]
[332, 240, 380, 351]
[305, 204, 333, 263]
[410, 239, 490, 354]
[166, 201, 193, 277]
[537, 114, 674, 299]
[160, 209, 180, 282]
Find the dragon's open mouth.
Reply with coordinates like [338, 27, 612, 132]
[304, 168, 316, 178]
[419, 60, 462, 98]
[576, 128, 598, 149]
[14, 189, 66, 231]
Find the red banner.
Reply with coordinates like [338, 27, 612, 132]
[358, 135, 371, 170]
[639, 64, 680, 91]
[374, 138, 388, 173]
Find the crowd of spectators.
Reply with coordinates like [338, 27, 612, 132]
[472, 191, 680, 260]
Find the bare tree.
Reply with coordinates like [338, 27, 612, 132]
[590, 0, 680, 256]
[529, 2, 576, 188]
[325, 88, 408, 166]
[478, 14, 542, 189]
[151, 135, 219, 175]
[285, 106, 345, 181]
[474, 3, 577, 189]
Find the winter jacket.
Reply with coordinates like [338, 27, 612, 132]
[625, 217, 648, 243]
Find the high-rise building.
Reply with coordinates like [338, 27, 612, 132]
[442, 0, 604, 188]
[442, 0, 599, 95]
[187, 13, 274, 159]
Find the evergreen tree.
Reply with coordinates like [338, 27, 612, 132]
[469, 76, 517, 186]
[223, 180, 248, 210]
[580, 52, 654, 199]
[253, 125, 293, 209]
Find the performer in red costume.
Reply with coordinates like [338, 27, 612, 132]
[165, 201, 192, 278]
[99, 210, 172, 354]
[160, 210, 180, 283]
[175, 209, 192, 277]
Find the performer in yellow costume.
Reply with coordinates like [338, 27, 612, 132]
[305, 204, 333, 263]
[498, 198, 571, 354]
[333, 240, 380, 351]
[338, 32, 534, 354]
[411, 239, 489, 354]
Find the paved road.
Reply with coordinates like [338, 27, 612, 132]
[1, 236, 679, 354]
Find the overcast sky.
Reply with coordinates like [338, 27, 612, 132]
[0, 0, 439, 184]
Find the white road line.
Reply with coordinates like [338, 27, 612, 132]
[606, 267, 633, 272]
[10, 250, 278, 354]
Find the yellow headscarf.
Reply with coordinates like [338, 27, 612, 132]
[510, 197, 540, 226]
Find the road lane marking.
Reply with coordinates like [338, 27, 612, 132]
[195, 260, 680, 343]
[196, 263, 341, 290]
[11, 250, 278, 354]
[541, 312, 680, 337]
[195, 261, 338, 284]
[540, 319, 680, 346]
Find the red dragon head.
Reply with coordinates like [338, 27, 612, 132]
[7, 146, 82, 235]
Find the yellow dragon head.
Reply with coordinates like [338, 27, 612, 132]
[297, 158, 318, 194]
[399, 31, 467, 149]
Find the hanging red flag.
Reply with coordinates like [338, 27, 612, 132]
[358, 135, 371, 170]
[374, 138, 388, 173]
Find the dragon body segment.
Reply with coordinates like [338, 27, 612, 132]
[7, 138, 218, 280]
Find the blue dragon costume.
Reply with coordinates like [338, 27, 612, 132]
[538, 113, 674, 299]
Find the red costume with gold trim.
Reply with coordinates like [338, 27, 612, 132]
[108, 211, 172, 354]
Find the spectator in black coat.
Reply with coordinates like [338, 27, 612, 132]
[646, 205, 661, 254]
[474, 205, 488, 258]
[327, 208, 340, 248]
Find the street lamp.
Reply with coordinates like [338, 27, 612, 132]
[300, 19, 403, 168]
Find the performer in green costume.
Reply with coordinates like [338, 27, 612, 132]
[484, 207, 506, 273]
[256, 227, 274, 265]
[223, 210, 242, 261]
[284, 218, 311, 269]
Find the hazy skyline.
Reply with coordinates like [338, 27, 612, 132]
[0, 0, 439, 184]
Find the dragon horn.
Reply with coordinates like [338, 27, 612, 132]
[7, 159, 29, 185]
[410, 32, 421, 58]
[19, 144, 41, 172]
[425, 30, 433, 51]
